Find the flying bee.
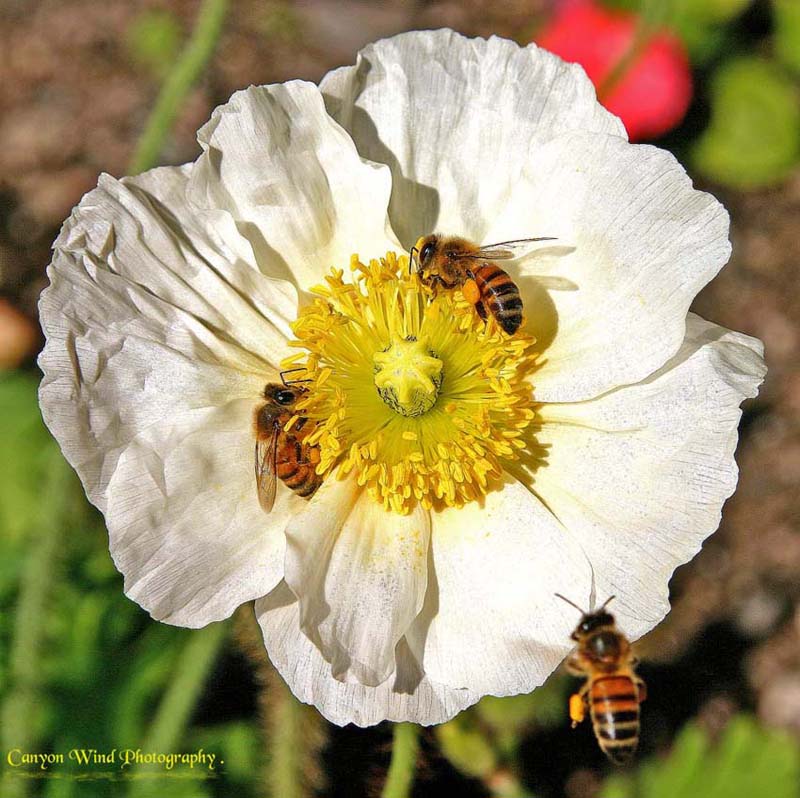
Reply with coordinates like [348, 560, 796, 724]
[254, 380, 322, 512]
[412, 234, 555, 335]
[556, 593, 647, 765]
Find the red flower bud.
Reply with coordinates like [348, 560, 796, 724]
[536, 0, 693, 141]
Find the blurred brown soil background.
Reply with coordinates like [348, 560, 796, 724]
[1, 0, 798, 792]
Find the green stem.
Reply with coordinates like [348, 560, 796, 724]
[267, 676, 303, 798]
[382, 724, 420, 798]
[128, 0, 228, 173]
[597, 0, 669, 101]
[127, 621, 227, 797]
[0, 450, 71, 798]
[234, 608, 325, 798]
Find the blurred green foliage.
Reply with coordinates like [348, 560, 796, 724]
[773, 0, 800, 75]
[692, 56, 800, 188]
[0, 376, 246, 798]
[606, 0, 750, 62]
[435, 672, 571, 789]
[260, 1, 302, 43]
[436, 714, 498, 780]
[668, 0, 752, 63]
[0, 375, 59, 547]
[602, 715, 800, 798]
[604, 0, 800, 187]
[126, 10, 184, 77]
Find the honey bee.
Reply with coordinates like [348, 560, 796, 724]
[557, 593, 647, 765]
[412, 234, 554, 334]
[254, 381, 322, 512]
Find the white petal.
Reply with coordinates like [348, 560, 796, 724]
[56, 168, 296, 363]
[412, 478, 593, 696]
[38, 166, 296, 626]
[105, 398, 300, 626]
[256, 582, 480, 727]
[530, 314, 766, 641]
[484, 133, 732, 402]
[133, 165, 301, 341]
[39, 171, 284, 512]
[188, 83, 400, 289]
[321, 30, 625, 246]
[284, 477, 431, 686]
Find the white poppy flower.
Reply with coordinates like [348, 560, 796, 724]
[38, 30, 765, 727]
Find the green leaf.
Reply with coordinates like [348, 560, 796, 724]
[189, 722, 260, 785]
[692, 56, 800, 189]
[475, 672, 570, 757]
[109, 625, 189, 747]
[774, 0, 800, 75]
[435, 715, 498, 779]
[601, 715, 800, 798]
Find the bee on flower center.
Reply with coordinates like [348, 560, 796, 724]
[557, 593, 647, 765]
[412, 233, 554, 335]
[254, 377, 323, 512]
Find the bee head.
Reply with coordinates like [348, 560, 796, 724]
[571, 610, 616, 641]
[263, 383, 300, 407]
[555, 593, 617, 641]
[413, 234, 439, 272]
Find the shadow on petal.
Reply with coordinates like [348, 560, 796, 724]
[323, 89, 441, 250]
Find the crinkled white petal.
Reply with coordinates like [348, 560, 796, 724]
[529, 313, 766, 640]
[484, 132, 732, 402]
[38, 165, 297, 625]
[320, 29, 626, 246]
[188, 83, 400, 290]
[408, 478, 591, 696]
[256, 581, 480, 727]
[39, 166, 291, 509]
[133, 165, 301, 342]
[284, 476, 431, 686]
[106, 398, 302, 626]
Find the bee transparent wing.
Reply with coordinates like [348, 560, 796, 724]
[473, 237, 558, 260]
[254, 426, 279, 513]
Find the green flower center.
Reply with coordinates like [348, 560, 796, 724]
[373, 336, 443, 417]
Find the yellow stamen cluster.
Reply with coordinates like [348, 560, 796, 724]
[283, 252, 538, 514]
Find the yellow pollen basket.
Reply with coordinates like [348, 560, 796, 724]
[283, 252, 538, 514]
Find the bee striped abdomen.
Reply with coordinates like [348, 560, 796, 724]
[589, 675, 640, 764]
[276, 435, 322, 498]
[473, 263, 523, 334]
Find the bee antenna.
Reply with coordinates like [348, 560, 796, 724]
[279, 367, 313, 387]
[554, 593, 587, 615]
[599, 595, 616, 611]
[409, 246, 419, 274]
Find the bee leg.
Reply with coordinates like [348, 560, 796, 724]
[424, 274, 446, 294]
[564, 653, 584, 676]
[635, 679, 647, 703]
